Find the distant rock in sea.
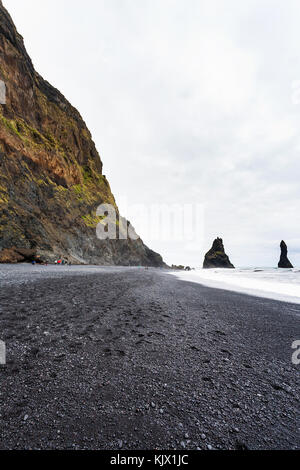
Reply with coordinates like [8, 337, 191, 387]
[203, 238, 235, 269]
[278, 241, 294, 269]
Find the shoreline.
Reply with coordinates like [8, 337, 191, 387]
[172, 268, 300, 306]
[0, 266, 299, 450]
[2, 263, 300, 306]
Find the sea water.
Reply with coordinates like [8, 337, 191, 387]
[172, 267, 300, 305]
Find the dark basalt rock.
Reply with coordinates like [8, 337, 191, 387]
[171, 265, 192, 271]
[0, 247, 47, 264]
[278, 241, 293, 268]
[203, 238, 235, 269]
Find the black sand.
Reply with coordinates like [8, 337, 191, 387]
[0, 265, 299, 450]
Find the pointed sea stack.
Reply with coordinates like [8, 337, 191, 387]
[278, 241, 293, 268]
[203, 238, 235, 269]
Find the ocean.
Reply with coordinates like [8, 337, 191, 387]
[172, 267, 300, 305]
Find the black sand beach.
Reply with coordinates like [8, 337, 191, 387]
[0, 265, 299, 450]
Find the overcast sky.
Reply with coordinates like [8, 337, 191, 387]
[4, 0, 300, 267]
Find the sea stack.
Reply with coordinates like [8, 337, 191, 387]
[278, 241, 294, 268]
[203, 238, 235, 269]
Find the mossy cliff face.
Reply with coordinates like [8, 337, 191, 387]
[0, 2, 164, 266]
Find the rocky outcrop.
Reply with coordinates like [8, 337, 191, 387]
[171, 265, 192, 271]
[278, 241, 293, 269]
[0, 2, 165, 266]
[203, 238, 235, 269]
[0, 247, 47, 264]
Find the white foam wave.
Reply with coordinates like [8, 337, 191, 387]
[171, 267, 300, 305]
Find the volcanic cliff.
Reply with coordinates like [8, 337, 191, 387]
[0, 2, 164, 266]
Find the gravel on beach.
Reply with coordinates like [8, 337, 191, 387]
[0, 265, 299, 450]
